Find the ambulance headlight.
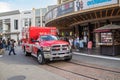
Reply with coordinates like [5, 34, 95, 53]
[43, 47, 51, 51]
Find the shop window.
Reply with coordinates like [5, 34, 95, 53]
[101, 33, 112, 43]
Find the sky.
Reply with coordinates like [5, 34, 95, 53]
[0, 0, 57, 13]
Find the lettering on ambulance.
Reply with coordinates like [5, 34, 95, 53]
[33, 44, 38, 54]
[51, 29, 56, 35]
[87, 0, 112, 6]
[26, 44, 31, 52]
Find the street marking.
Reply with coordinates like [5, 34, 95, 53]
[73, 52, 120, 61]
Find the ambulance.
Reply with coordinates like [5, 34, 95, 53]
[22, 27, 72, 64]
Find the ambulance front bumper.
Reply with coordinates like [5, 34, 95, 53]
[43, 51, 72, 60]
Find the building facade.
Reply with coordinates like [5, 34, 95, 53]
[0, 4, 57, 42]
[0, 10, 21, 41]
[45, 0, 120, 48]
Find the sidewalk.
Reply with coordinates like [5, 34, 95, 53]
[73, 47, 100, 54]
[72, 47, 120, 59]
[72, 50, 120, 70]
[73, 52, 120, 61]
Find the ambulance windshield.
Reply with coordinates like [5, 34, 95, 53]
[40, 35, 58, 41]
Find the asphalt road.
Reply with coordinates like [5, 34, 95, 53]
[0, 46, 120, 80]
[0, 46, 67, 80]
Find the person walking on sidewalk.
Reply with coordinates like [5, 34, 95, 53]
[8, 39, 16, 55]
[87, 41, 93, 54]
[79, 38, 84, 50]
[6, 38, 11, 50]
[0, 40, 4, 57]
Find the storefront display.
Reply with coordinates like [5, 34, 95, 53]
[95, 24, 120, 56]
[101, 33, 112, 43]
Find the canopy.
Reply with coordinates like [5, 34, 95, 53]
[94, 24, 120, 32]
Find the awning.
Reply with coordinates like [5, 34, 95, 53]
[94, 24, 120, 32]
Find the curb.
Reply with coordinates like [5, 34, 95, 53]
[73, 52, 120, 61]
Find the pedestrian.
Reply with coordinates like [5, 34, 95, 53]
[83, 35, 88, 48]
[64, 37, 69, 43]
[6, 38, 11, 50]
[69, 37, 73, 48]
[8, 39, 16, 55]
[76, 36, 80, 50]
[2, 39, 6, 48]
[87, 41, 93, 54]
[79, 38, 84, 50]
[74, 37, 79, 51]
[0, 40, 4, 57]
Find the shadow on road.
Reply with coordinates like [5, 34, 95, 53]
[7, 75, 26, 80]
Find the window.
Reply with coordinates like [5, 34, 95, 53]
[40, 35, 58, 41]
[24, 18, 31, 26]
[29, 18, 31, 26]
[24, 19, 28, 26]
[14, 20, 18, 30]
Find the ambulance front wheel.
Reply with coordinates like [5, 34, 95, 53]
[37, 52, 45, 64]
[25, 51, 31, 56]
[64, 55, 72, 61]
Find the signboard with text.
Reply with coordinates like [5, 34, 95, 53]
[57, 1, 74, 16]
[45, 0, 118, 23]
[45, 1, 74, 22]
[75, 0, 118, 11]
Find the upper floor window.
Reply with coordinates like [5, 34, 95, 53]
[14, 20, 18, 30]
[24, 18, 31, 27]
[24, 19, 28, 26]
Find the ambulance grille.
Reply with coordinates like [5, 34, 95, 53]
[51, 44, 69, 52]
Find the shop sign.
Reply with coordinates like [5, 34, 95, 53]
[57, 1, 74, 16]
[87, 0, 112, 6]
[45, 1, 74, 22]
[75, 0, 118, 11]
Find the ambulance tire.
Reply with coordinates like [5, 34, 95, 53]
[37, 52, 45, 64]
[64, 55, 72, 61]
[25, 51, 31, 56]
[23, 46, 25, 52]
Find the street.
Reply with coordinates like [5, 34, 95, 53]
[0, 46, 67, 80]
[0, 1, 120, 80]
[0, 46, 120, 80]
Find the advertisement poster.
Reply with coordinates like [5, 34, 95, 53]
[57, 1, 74, 16]
[75, 0, 118, 11]
[45, 1, 74, 22]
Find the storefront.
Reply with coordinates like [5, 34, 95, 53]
[95, 24, 120, 56]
